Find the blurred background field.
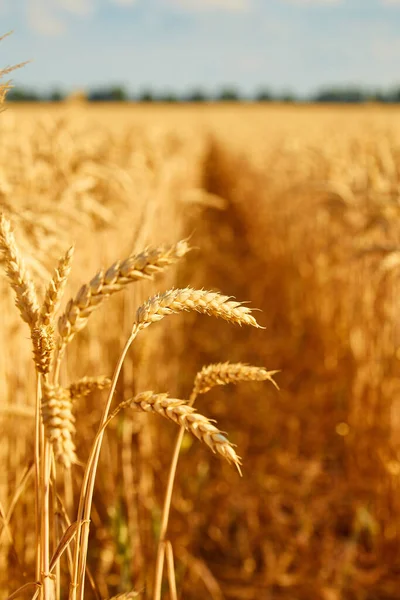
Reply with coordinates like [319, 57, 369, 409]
[6, 100, 400, 143]
[2, 100, 400, 599]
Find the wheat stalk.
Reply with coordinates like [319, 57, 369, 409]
[57, 240, 189, 353]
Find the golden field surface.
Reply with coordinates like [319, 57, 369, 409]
[2, 101, 400, 600]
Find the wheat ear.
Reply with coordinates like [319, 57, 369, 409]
[69, 376, 111, 400]
[31, 324, 55, 376]
[123, 391, 241, 471]
[41, 246, 74, 326]
[57, 240, 189, 353]
[0, 215, 53, 374]
[0, 213, 39, 327]
[41, 382, 76, 468]
[192, 362, 280, 396]
[134, 287, 261, 333]
[31, 247, 74, 375]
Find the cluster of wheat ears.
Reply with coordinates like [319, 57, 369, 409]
[0, 210, 277, 599]
[0, 44, 281, 599]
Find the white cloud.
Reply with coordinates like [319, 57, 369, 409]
[282, 0, 342, 4]
[26, 1, 66, 36]
[111, 0, 139, 5]
[25, 0, 94, 36]
[381, 0, 400, 5]
[24, 0, 252, 36]
[371, 36, 400, 59]
[25, 0, 141, 36]
[169, 0, 251, 12]
[56, 0, 95, 16]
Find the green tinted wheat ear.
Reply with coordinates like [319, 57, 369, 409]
[0, 214, 39, 327]
[133, 287, 261, 333]
[57, 240, 189, 354]
[41, 382, 76, 468]
[126, 391, 241, 471]
[192, 362, 280, 396]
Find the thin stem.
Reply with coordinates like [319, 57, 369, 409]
[70, 328, 138, 600]
[152, 389, 197, 600]
[52, 324, 68, 596]
[34, 376, 42, 582]
[64, 469, 74, 518]
[153, 543, 166, 600]
[6, 581, 40, 600]
[165, 541, 178, 600]
[38, 371, 55, 599]
[41, 438, 54, 599]
[51, 457, 61, 600]
[53, 347, 62, 387]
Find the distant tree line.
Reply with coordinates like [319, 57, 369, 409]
[6, 84, 400, 104]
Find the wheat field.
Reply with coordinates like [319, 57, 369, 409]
[2, 93, 400, 600]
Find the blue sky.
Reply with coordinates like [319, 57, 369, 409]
[1, 0, 400, 96]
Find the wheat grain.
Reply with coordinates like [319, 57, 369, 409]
[57, 240, 189, 353]
[127, 391, 241, 471]
[192, 362, 280, 396]
[41, 382, 76, 468]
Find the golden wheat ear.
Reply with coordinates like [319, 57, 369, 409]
[192, 362, 280, 396]
[68, 376, 111, 400]
[41, 246, 74, 326]
[0, 214, 39, 327]
[41, 382, 77, 468]
[125, 391, 242, 472]
[0, 216, 74, 375]
[57, 239, 190, 354]
[134, 287, 262, 332]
